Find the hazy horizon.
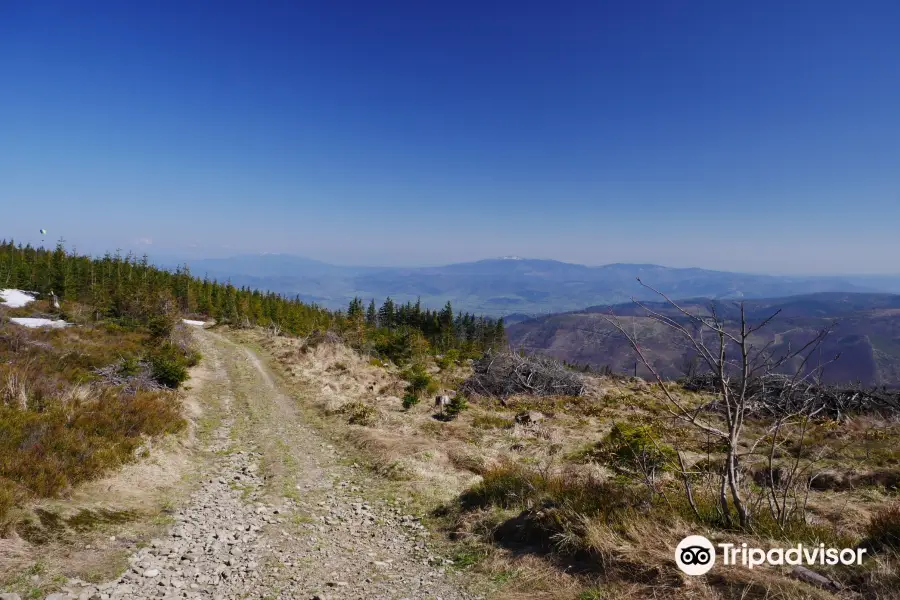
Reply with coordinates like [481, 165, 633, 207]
[153, 251, 900, 279]
[2, 241, 900, 279]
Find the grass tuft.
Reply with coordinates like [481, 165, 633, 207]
[866, 502, 900, 553]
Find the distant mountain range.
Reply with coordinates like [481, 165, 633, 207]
[166, 254, 900, 317]
[506, 293, 900, 387]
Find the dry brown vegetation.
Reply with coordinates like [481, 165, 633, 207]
[0, 324, 220, 596]
[0, 300, 192, 534]
[239, 326, 900, 600]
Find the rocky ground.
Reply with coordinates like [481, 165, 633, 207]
[2, 329, 477, 600]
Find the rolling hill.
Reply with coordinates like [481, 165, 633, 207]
[505, 292, 900, 387]
[167, 255, 900, 317]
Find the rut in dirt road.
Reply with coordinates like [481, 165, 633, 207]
[51, 329, 476, 600]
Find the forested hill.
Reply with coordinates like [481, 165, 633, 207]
[0, 240, 505, 358]
[506, 293, 900, 387]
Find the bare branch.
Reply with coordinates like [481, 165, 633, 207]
[602, 311, 728, 439]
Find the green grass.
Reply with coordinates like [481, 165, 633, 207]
[228, 481, 254, 501]
[576, 589, 615, 600]
[449, 542, 489, 569]
[490, 568, 519, 584]
[292, 513, 316, 525]
[1, 561, 68, 600]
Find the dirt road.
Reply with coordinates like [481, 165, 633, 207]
[47, 328, 474, 600]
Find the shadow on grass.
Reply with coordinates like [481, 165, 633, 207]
[17, 507, 139, 545]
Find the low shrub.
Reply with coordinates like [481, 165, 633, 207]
[402, 392, 420, 410]
[403, 364, 438, 396]
[444, 394, 469, 419]
[437, 349, 461, 371]
[118, 355, 142, 377]
[147, 313, 177, 341]
[341, 401, 378, 426]
[0, 389, 185, 524]
[185, 348, 202, 368]
[148, 343, 191, 388]
[595, 422, 676, 480]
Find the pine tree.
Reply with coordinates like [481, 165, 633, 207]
[366, 299, 377, 327]
[413, 297, 422, 328]
[492, 318, 506, 350]
[347, 297, 364, 320]
[437, 301, 454, 350]
[378, 297, 396, 329]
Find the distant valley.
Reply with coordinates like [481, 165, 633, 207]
[169, 254, 900, 318]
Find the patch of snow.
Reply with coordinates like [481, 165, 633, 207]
[10, 317, 70, 329]
[182, 319, 207, 327]
[1, 289, 36, 308]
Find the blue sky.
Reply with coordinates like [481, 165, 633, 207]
[1, 1, 898, 274]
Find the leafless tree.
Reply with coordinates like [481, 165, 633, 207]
[267, 321, 282, 338]
[603, 278, 837, 529]
[680, 351, 701, 379]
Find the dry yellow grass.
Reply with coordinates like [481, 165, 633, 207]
[235, 327, 900, 600]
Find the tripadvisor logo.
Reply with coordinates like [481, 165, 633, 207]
[676, 535, 716, 575]
[675, 535, 868, 575]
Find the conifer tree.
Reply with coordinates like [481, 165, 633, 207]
[366, 299, 377, 327]
[347, 297, 364, 320]
[378, 297, 396, 329]
[494, 318, 506, 350]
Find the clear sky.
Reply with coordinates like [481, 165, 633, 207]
[1, 1, 898, 274]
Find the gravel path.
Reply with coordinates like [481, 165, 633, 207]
[31, 329, 474, 600]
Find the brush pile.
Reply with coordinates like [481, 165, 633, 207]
[682, 373, 900, 419]
[93, 359, 165, 395]
[300, 329, 343, 353]
[462, 351, 585, 398]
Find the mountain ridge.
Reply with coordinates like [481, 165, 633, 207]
[161, 254, 900, 316]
